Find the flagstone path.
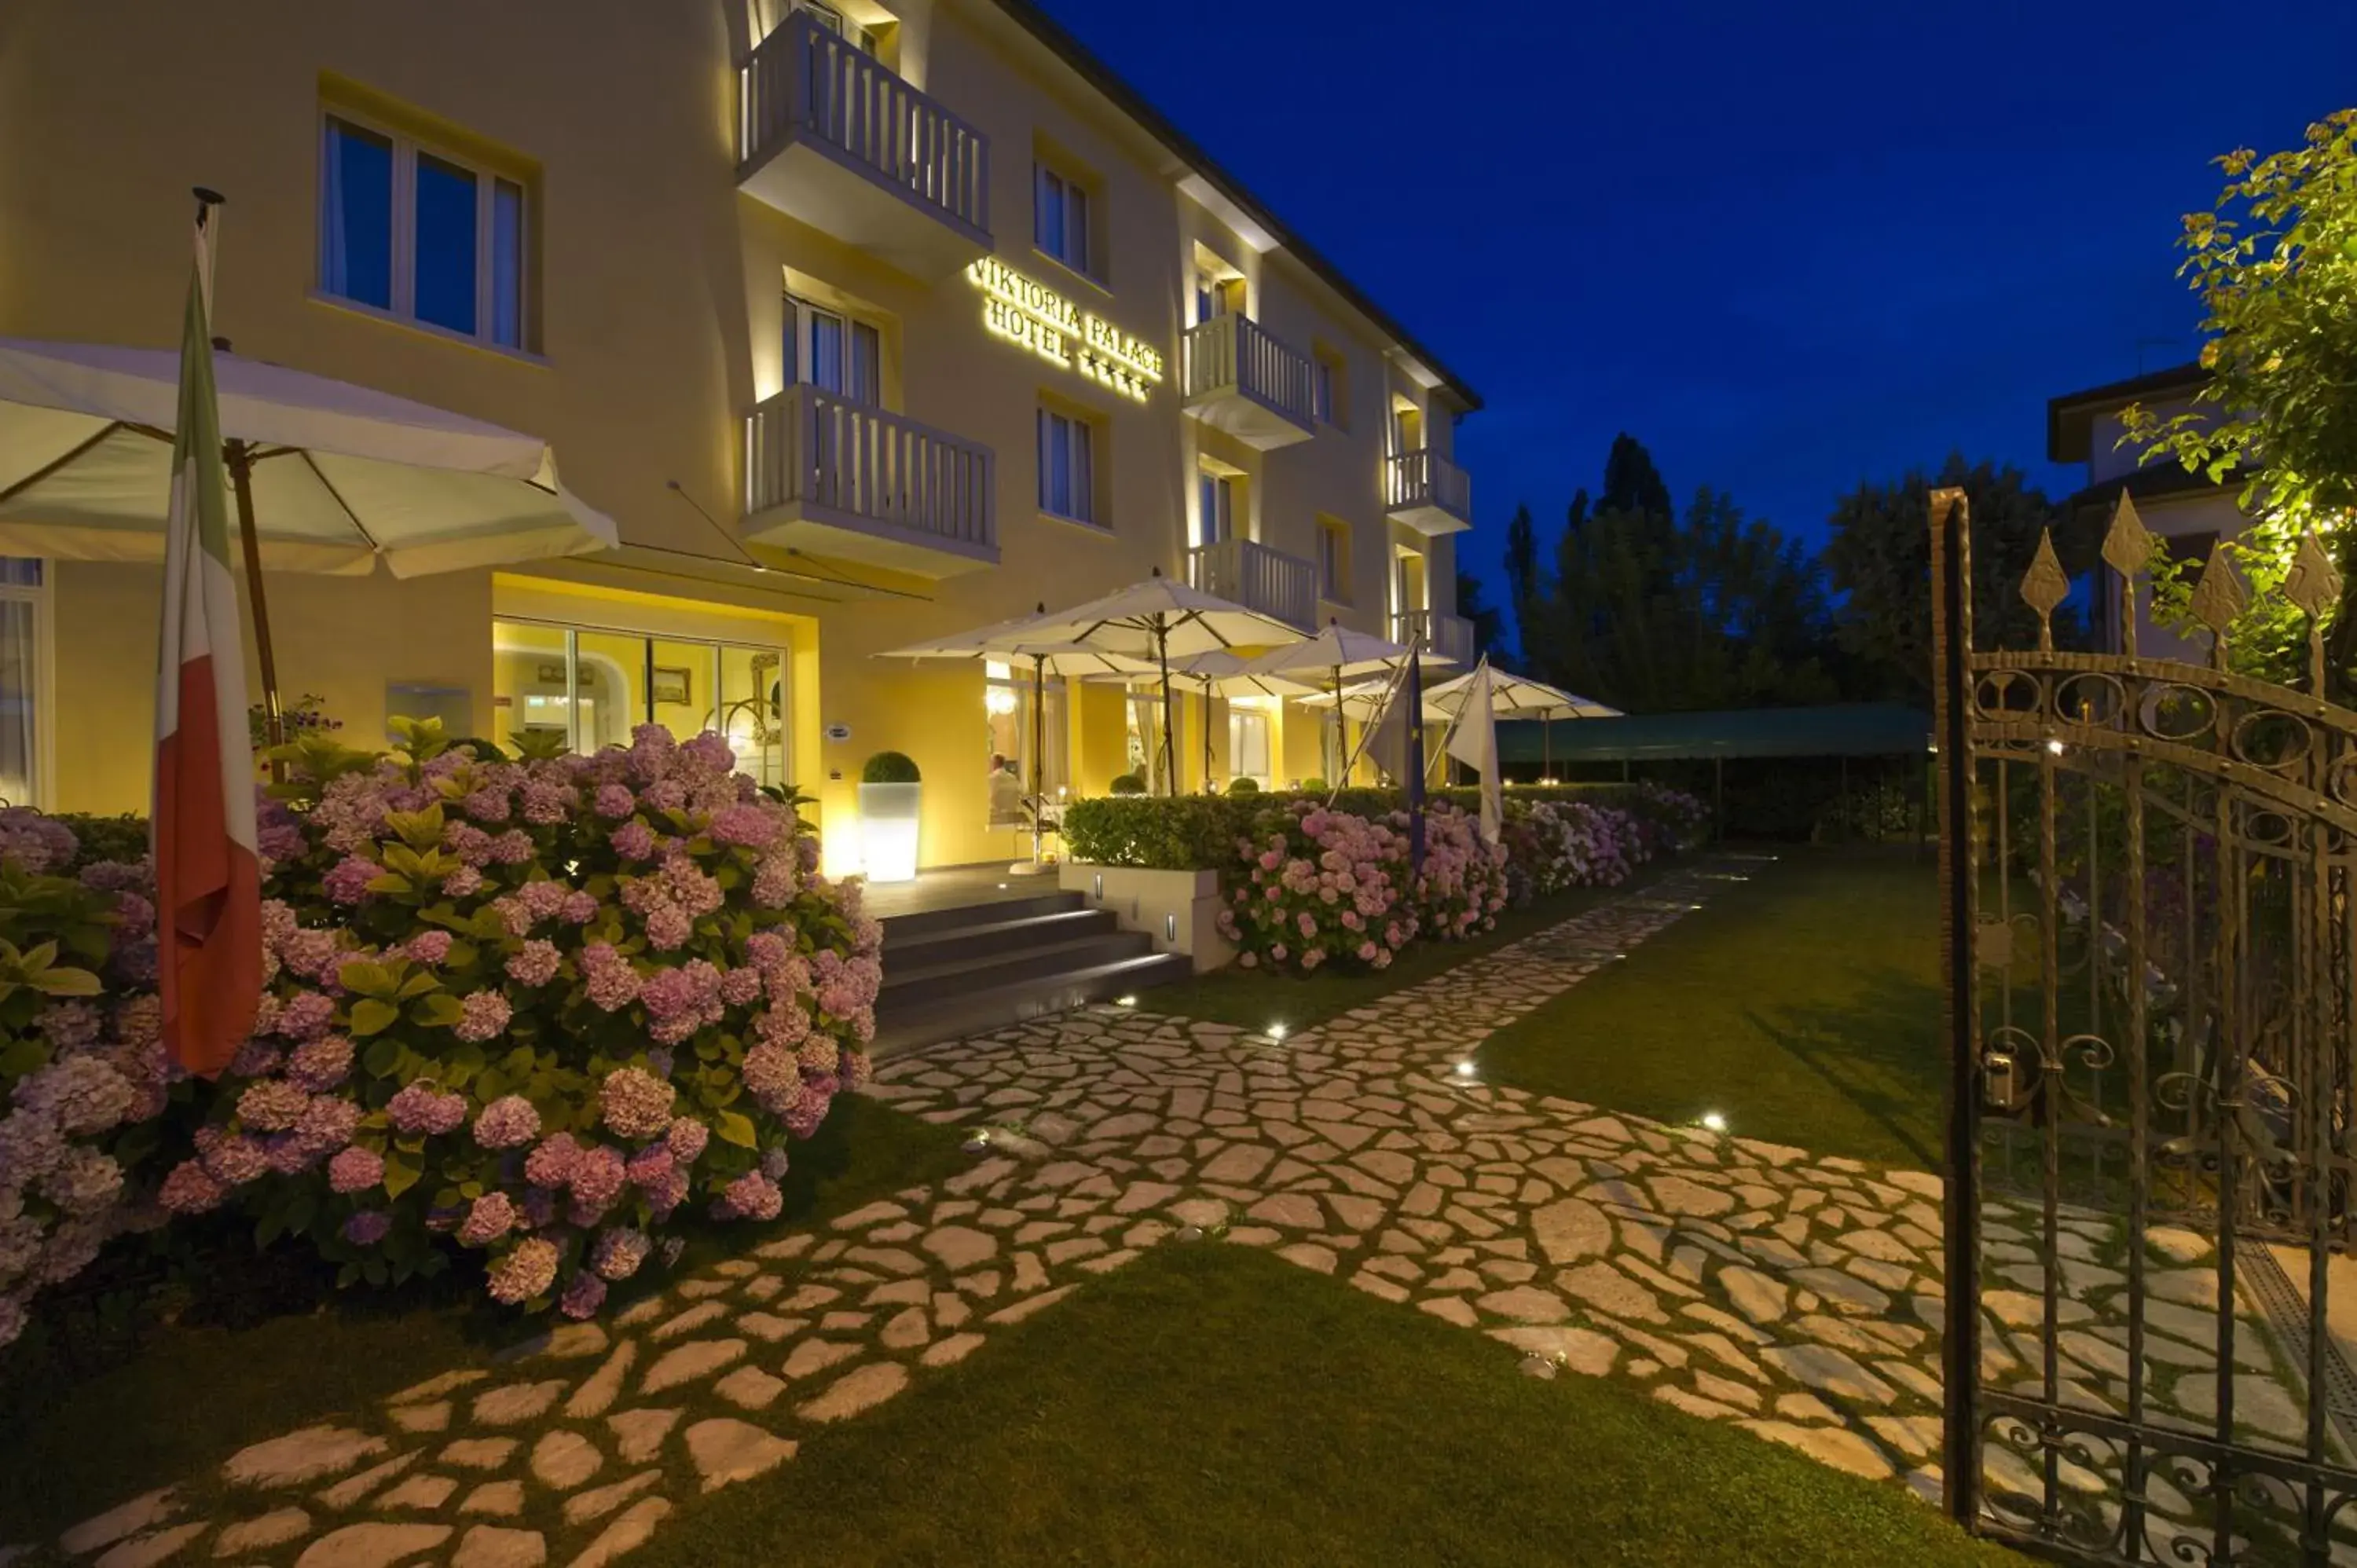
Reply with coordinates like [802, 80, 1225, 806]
[27, 856, 2282, 1567]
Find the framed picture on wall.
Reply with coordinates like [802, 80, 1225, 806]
[652, 665, 693, 706]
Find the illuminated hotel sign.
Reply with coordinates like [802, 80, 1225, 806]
[967, 257, 1164, 402]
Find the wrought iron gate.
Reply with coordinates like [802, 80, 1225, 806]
[1937, 487, 2357, 1565]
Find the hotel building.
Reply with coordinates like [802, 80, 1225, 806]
[0, 0, 1479, 874]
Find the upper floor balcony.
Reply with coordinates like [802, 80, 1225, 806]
[743, 385, 995, 577]
[1186, 537, 1316, 632]
[1391, 607, 1475, 668]
[1181, 314, 1316, 450]
[737, 13, 992, 280]
[1385, 449, 1472, 536]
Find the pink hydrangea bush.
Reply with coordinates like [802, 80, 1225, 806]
[1507, 798, 1643, 893]
[1404, 805, 1510, 941]
[1216, 801, 1416, 976]
[0, 811, 169, 1350]
[156, 719, 880, 1317]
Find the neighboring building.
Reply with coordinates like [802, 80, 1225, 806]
[0, 0, 1479, 873]
[2046, 362, 2244, 661]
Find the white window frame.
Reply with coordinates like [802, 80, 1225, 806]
[0, 559, 53, 808]
[318, 108, 530, 351]
[1196, 467, 1233, 548]
[1228, 706, 1272, 788]
[1034, 161, 1094, 278]
[491, 615, 791, 786]
[783, 291, 882, 404]
[787, 0, 874, 52]
[1037, 405, 1098, 526]
[1311, 355, 1340, 425]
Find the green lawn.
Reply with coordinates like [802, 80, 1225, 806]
[1479, 846, 1946, 1167]
[1145, 864, 1667, 1034]
[644, 1240, 2022, 1568]
[0, 1095, 967, 1541]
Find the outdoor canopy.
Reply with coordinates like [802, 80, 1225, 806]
[0, 335, 618, 577]
[1494, 702, 1933, 764]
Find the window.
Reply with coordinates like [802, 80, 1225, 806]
[784, 0, 873, 51]
[1311, 346, 1347, 427]
[1034, 161, 1094, 277]
[1037, 405, 1097, 525]
[984, 659, 1068, 827]
[321, 113, 530, 350]
[0, 558, 47, 808]
[1228, 706, 1272, 788]
[1390, 397, 1425, 456]
[491, 619, 790, 787]
[1315, 519, 1350, 603]
[784, 292, 882, 403]
[1196, 469, 1234, 548]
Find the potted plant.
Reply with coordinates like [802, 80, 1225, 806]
[858, 751, 923, 882]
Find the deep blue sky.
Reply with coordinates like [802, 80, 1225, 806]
[1039, 0, 2357, 624]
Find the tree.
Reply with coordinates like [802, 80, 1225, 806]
[1518, 437, 1836, 711]
[1502, 502, 1547, 673]
[1822, 456, 2088, 701]
[1597, 432, 1673, 521]
[1455, 568, 1508, 667]
[2120, 108, 2357, 691]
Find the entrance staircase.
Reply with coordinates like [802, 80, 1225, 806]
[871, 889, 1189, 1056]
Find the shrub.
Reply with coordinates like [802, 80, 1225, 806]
[860, 752, 921, 786]
[0, 809, 164, 1350]
[1219, 800, 1416, 975]
[49, 815, 149, 874]
[151, 719, 881, 1319]
[1298, 778, 1329, 794]
[1225, 777, 1259, 796]
[1108, 772, 1147, 796]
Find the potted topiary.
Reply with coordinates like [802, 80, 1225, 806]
[1226, 776, 1259, 795]
[1109, 771, 1147, 796]
[859, 750, 922, 882]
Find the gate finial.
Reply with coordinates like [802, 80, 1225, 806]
[2101, 494, 2155, 659]
[2188, 546, 2245, 670]
[2283, 528, 2341, 694]
[2021, 528, 2069, 652]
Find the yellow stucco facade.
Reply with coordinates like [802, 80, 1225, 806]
[0, 0, 1478, 873]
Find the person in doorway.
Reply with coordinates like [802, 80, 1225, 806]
[987, 752, 1024, 829]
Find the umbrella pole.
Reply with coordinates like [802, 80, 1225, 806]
[1030, 654, 1045, 866]
[1155, 617, 1177, 797]
[1544, 716, 1552, 783]
[1201, 676, 1214, 792]
[225, 441, 284, 749]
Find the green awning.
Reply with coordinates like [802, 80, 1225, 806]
[1497, 702, 1932, 764]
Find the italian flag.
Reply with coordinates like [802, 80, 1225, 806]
[154, 201, 261, 1076]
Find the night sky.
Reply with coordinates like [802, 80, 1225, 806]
[1036, 0, 2357, 628]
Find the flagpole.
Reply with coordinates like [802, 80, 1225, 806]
[1405, 637, 1426, 873]
[1029, 652, 1045, 866]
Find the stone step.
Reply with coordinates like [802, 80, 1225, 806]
[871, 950, 1193, 1058]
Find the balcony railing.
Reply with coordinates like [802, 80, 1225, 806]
[1186, 537, 1316, 631]
[738, 14, 991, 273]
[1180, 313, 1316, 449]
[743, 385, 995, 574]
[1384, 449, 1473, 535]
[1391, 607, 1476, 667]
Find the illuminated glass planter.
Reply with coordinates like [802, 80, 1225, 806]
[858, 781, 922, 882]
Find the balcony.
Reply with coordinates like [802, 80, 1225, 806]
[1181, 314, 1316, 449]
[1186, 537, 1316, 632]
[1385, 449, 1472, 536]
[1391, 607, 1476, 668]
[743, 386, 995, 577]
[737, 14, 991, 279]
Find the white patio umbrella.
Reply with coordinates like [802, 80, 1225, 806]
[881, 606, 1160, 866]
[1014, 571, 1305, 795]
[0, 335, 618, 736]
[1423, 669, 1620, 782]
[1237, 621, 1412, 783]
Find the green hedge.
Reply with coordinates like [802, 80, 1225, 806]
[52, 813, 148, 870]
[1061, 784, 1655, 870]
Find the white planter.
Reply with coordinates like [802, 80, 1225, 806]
[857, 781, 922, 882]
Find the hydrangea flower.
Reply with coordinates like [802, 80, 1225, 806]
[328, 1145, 385, 1193]
[487, 1236, 560, 1304]
[598, 1068, 674, 1140]
[473, 1095, 541, 1150]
